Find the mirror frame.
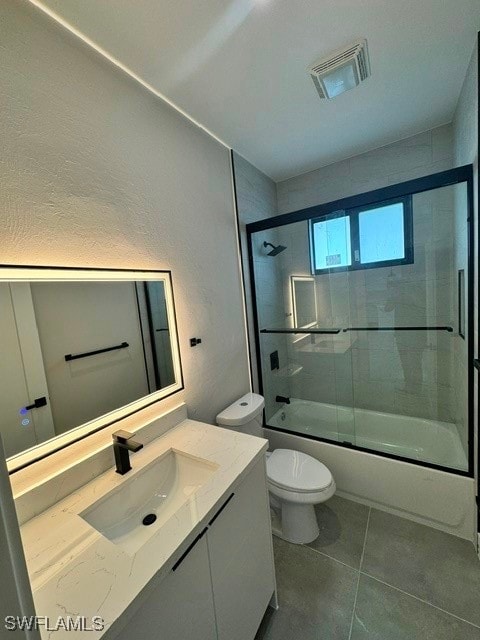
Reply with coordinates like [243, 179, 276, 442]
[1, 266, 183, 473]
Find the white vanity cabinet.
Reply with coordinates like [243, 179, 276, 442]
[114, 456, 275, 640]
[114, 533, 217, 640]
[207, 458, 276, 640]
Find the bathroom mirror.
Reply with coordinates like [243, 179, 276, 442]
[0, 268, 183, 471]
[291, 276, 317, 328]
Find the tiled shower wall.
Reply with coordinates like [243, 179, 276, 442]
[277, 125, 455, 215]
[232, 152, 289, 417]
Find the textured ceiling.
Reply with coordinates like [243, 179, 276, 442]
[36, 0, 480, 180]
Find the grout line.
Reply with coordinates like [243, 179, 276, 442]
[348, 507, 371, 640]
[358, 507, 371, 572]
[361, 572, 480, 630]
[302, 543, 358, 572]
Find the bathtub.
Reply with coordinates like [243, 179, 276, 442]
[268, 398, 468, 471]
[266, 398, 475, 541]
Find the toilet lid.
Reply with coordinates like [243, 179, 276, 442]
[267, 449, 333, 492]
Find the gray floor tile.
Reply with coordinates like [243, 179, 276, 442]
[351, 574, 480, 640]
[362, 509, 480, 626]
[306, 495, 370, 568]
[255, 538, 358, 640]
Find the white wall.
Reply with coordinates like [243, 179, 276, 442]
[0, 0, 250, 426]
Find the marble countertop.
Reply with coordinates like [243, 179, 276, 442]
[19, 419, 267, 639]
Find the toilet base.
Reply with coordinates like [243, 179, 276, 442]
[270, 501, 320, 545]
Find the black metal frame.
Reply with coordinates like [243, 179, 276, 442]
[134, 283, 155, 394]
[260, 327, 341, 335]
[246, 165, 475, 478]
[144, 281, 162, 390]
[476, 31, 480, 532]
[64, 341, 129, 362]
[260, 326, 453, 334]
[1, 264, 184, 474]
[458, 269, 466, 340]
[310, 194, 414, 274]
[343, 326, 453, 333]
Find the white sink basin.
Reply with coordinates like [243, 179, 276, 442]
[80, 449, 218, 555]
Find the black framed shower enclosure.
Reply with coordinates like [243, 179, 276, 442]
[246, 165, 475, 479]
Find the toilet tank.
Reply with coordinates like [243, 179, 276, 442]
[216, 393, 265, 437]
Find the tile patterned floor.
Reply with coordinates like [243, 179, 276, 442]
[255, 496, 480, 640]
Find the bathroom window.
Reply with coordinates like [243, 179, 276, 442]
[310, 212, 352, 269]
[310, 195, 413, 274]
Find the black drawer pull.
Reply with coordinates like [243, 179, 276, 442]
[172, 527, 208, 572]
[208, 493, 235, 526]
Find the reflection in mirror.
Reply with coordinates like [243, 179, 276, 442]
[0, 271, 182, 464]
[291, 276, 317, 328]
[144, 281, 175, 388]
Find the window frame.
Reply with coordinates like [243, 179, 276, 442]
[309, 194, 414, 275]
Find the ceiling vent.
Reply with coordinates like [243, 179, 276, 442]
[308, 39, 370, 100]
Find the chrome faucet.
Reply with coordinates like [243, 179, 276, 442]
[112, 430, 143, 475]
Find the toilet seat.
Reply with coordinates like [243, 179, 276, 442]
[266, 449, 333, 493]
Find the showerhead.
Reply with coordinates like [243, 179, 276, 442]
[263, 241, 287, 256]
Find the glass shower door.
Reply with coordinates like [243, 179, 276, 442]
[249, 176, 470, 473]
[251, 221, 356, 446]
[345, 182, 468, 471]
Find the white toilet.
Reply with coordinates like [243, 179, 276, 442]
[216, 392, 336, 544]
